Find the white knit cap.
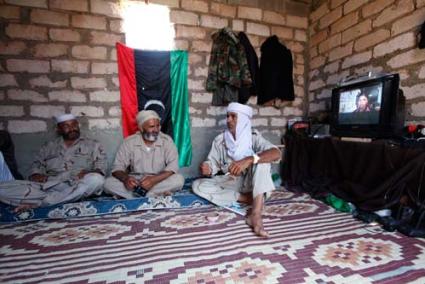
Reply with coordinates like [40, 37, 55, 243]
[136, 110, 160, 125]
[55, 113, 77, 124]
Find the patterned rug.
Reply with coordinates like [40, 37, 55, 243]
[0, 179, 209, 223]
[1, 190, 424, 284]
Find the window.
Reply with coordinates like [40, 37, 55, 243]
[122, 1, 175, 50]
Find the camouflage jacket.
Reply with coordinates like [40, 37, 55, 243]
[30, 137, 107, 181]
[206, 28, 252, 105]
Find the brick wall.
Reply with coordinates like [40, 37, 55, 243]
[0, 0, 308, 176]
[308, 0, 425, 123]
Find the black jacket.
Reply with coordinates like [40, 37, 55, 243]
[258, 35, 295, 104]
[238, 32, 259, 104]
[419, 20, 425, 49]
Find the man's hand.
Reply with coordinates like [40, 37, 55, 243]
[14, 203, 38, 213]
[139, 175, 157, 190]
[77, 169, 103, 179]
[228, 157, 253, 176]
[124, 176, 138, 190]
[29, 173, 48, 183]
[77, 170, 88, 179]
[200, 162, 212, 176]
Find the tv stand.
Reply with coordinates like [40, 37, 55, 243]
[283, 134, 425, 212]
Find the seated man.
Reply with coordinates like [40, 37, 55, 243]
[0, 114, 107, 211]
[104, 110, 184, 198]
[192, 102, 281, 237]
[0, 130, 23, 180]
[0, 152, 14, 182]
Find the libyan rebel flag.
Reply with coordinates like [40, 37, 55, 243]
[116, 42, 192, 167]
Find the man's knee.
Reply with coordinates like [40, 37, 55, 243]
[173, 174, 185, 189]
[155, 173, 184, 190]
[103, 176, 120, 192]
[79, 173, 105, 197]
[192, 178, 202, 195]
[191, 178, 214, 197]
[83, 173, 105, 188]
[103, 176, 137, 199]
[253, 163, 271, 174]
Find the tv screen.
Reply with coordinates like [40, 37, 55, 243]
[330, 73, 405, 138]
[338, 82, 382, 125]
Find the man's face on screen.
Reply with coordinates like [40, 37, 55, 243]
[357, 95, 368, 110]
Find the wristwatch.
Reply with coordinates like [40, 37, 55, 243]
[252, 154, 260, 164]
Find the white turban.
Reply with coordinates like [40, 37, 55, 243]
[227, 102, 253, 118]
[224, 103, 254, 161]
[136, 110, 160, 126]
[55, 113, 76, 124]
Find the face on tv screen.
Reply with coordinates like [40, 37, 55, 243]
[337, 82, 382, 125]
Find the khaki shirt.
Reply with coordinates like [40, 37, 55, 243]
[112, 132, 179, 175]
[205, 129, 279, 176]
[30, 137, 107, 181]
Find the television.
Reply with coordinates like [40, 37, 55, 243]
[330, 73, 405, 138]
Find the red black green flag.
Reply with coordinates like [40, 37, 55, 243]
[116, 42, 192, 167]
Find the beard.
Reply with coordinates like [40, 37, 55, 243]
[142, 131, 159, 142]
[63, 130, 80, 141]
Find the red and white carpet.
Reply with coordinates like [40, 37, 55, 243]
[1, 191, 424, 283]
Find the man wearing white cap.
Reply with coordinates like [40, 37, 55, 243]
[103, 110, 184, 198]
[192, 102, 281, 237]
[0, 114, 107, 211]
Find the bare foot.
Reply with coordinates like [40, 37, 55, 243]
[14, 204, 37, 213]
[246, 212, 269, 238]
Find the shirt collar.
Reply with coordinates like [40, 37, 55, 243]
[59, 136, 82, 148]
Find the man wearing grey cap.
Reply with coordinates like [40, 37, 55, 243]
[103, 110, 184, 198]
[0, 114, 107, 211]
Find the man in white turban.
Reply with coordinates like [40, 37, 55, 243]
[104, 110, 184, 198]
[192, 102, 281, 237]
[0, 114, 107, 211]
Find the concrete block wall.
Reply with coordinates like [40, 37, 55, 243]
[0, 0, 308, 177]
[308, 0, 425, 123]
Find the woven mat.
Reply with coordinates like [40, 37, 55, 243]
[1, 190, 424, 283]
